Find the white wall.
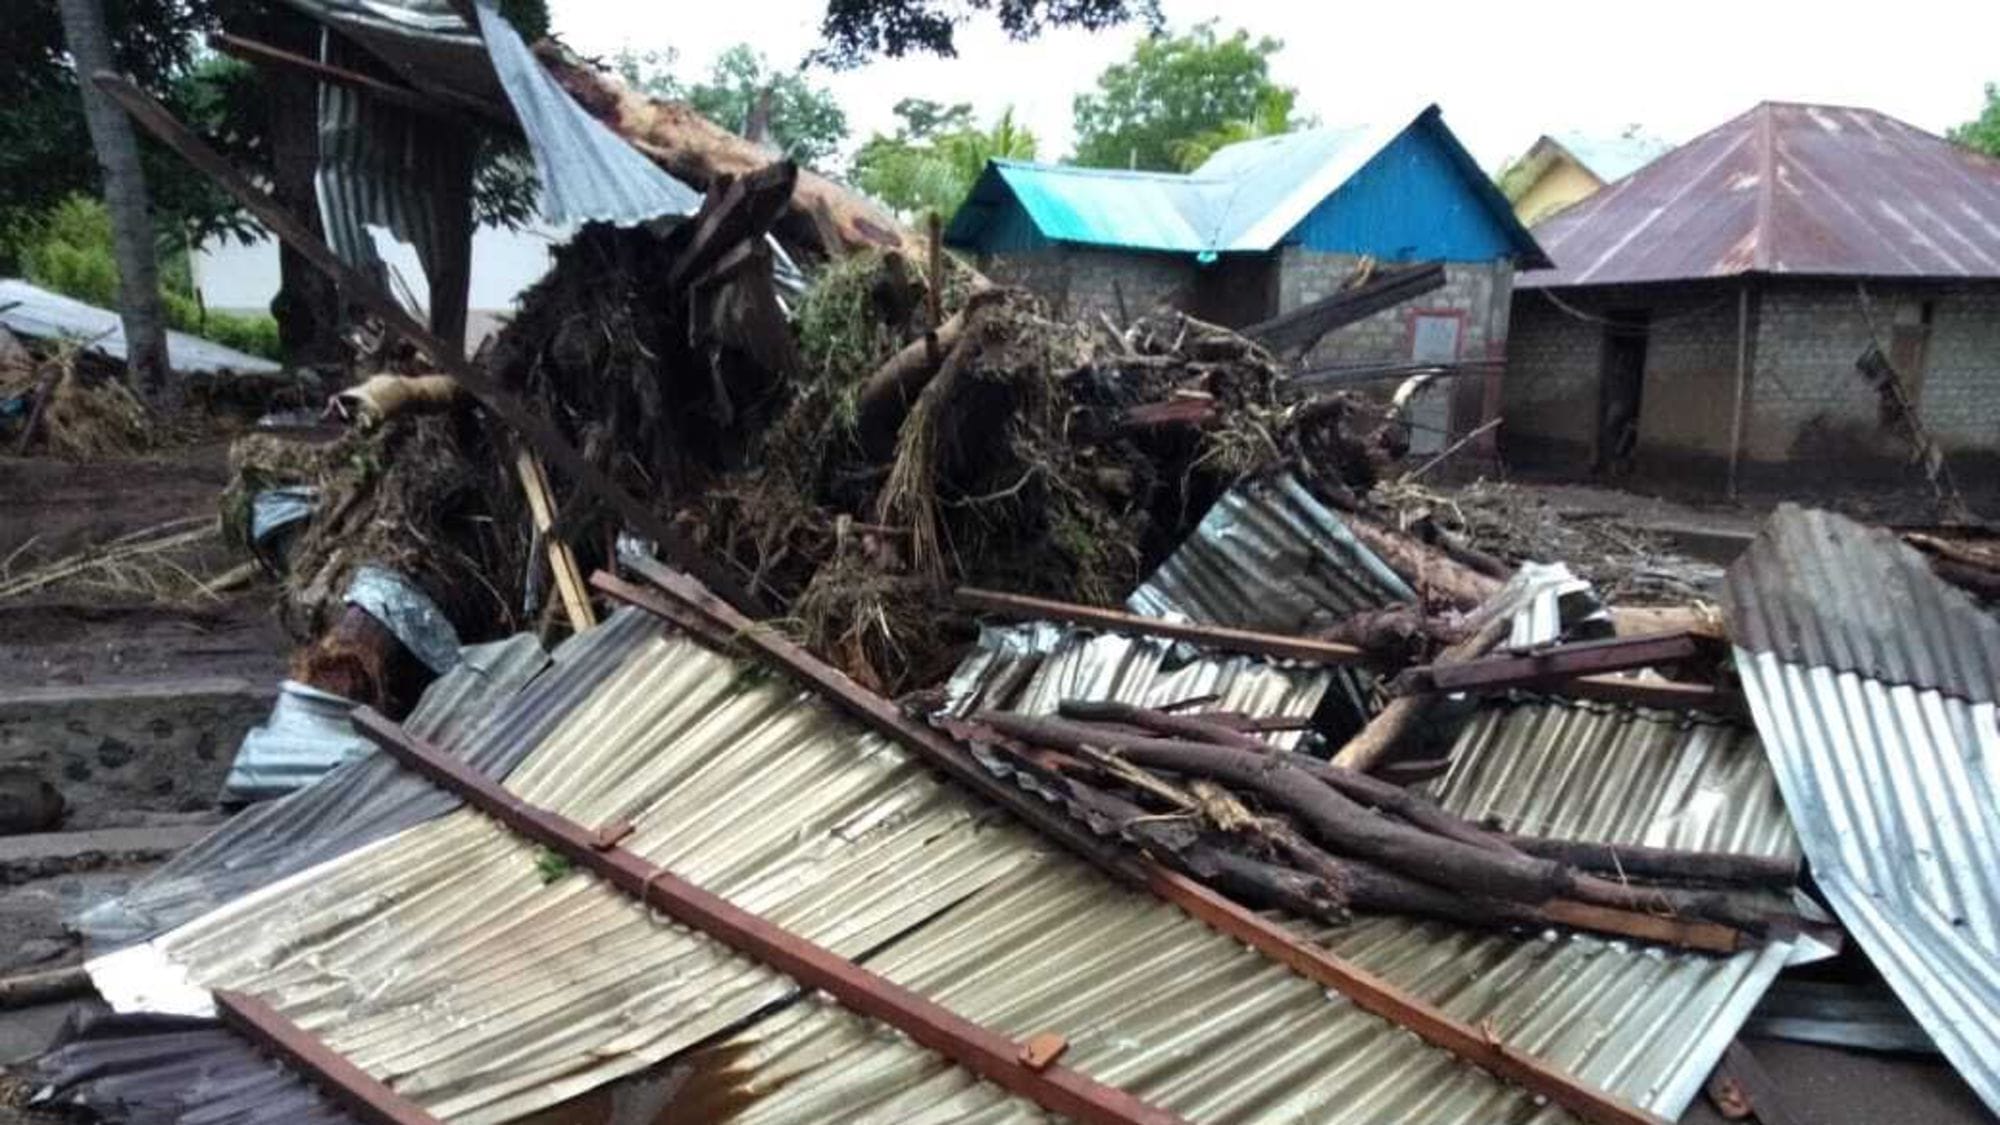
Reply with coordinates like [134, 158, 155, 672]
[191, 221, 565, 348]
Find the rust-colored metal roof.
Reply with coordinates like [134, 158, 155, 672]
[1522, 102, 2000, 288]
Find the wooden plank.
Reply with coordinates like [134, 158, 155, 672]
[208, 33, 460, 120]
[512, 448, 596, 633]
[1396, 632, 1707, 695]
[955, 586, 1371, 666]
[600, 561, 1667, 1125]
[350, 709, 1186, 1125]
[215, 990, 444, 1125]
[90, 74, 762, 614]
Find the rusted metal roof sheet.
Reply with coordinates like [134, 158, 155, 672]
[1524, 102, 2000, 288]
[1725, 505, 2000, 1115]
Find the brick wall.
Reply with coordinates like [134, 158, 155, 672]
[1753, 284, 2000, 467]
[1502, 279, 2000, 488]
[1280, 249, 1514, 367]
[983, 248, 1194, 323]
[1500, 291, 1599, 468]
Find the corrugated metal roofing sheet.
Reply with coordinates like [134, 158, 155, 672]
[941, 622, 1814, 1120]
[86, 622, 1617, 1125]
[1724, 504, 2000, 704]
[0, 278, 283, 376]
[1525, 101, 2000, 287]
[1128, 474, 1415, 631]
[286, 0, 701, 234]
[74, 619, 605, 950]
[1726, 505, 2000, 1115]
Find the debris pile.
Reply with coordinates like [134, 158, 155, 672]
[18, 26, 2000, 1125]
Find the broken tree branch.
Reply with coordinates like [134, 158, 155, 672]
[1332, 610, 1513, 771]
[91, 74, 763, 614]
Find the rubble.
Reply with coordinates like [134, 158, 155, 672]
[11, 17, 2000, 1125]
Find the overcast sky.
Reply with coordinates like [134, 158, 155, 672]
[546, 0, 2000, 171]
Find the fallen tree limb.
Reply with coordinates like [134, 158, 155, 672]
[1056, 699, 1524, 856]
[957, 587, 1371, 665]
[974, 710, 1572, 904]
[0, 964, 91, 1009]
[1504, 835, 1801, 889]
[1332, 611, 1514, 771]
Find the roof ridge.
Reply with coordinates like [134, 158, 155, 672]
[1753, 102, 1777, 273]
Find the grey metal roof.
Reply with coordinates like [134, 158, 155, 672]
[0, 278, 283, 376]
[1724, 504, 2000, 703]
[286, 0, 701, 236]
[81, 621, 1591, 1125]
[1129, 474, 1415, 631]
[1726, 505, 2000, 1115]
[945, 623, 1818, 1120]
[72, 617, 640, 950]
[1525, 102, 2000, 288]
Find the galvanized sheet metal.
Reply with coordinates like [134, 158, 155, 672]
[1527, 102, 2000, 287]
[91, 632, 1057, 1123]
[223, 680, 373, 802]
[75, 619, 600, 950]
[0, 278, 283, 376]
[88, 623, 1586, 1125]
[1724, 504, 2000, 703]
[1432, 698, 1799, 858]
[1128, 474, 1415, 631]
[1736, 654, 2000, 1113]
[941, 624, 1808, 1121]
[1727, 504, 2000, 1114]
[471, 0, 704, 227]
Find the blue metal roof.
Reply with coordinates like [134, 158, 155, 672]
[946, 106, 1548, 266]
[1549, 131, 1673, 185]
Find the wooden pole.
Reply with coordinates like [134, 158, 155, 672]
[91, 74, 762, 614]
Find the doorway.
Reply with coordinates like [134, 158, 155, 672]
[1596, 311, 1648, 475]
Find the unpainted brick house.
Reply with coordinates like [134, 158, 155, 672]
[944, 106, 1549, 451]
[1507, 102, 2000, 493]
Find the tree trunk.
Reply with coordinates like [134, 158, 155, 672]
[57, 0, 172, 401]
[249, 10, 345, 368]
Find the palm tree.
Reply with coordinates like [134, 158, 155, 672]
[56, 0, 171, 401]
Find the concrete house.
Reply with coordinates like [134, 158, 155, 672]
[945, 105, 1548, 383]
[1500, 132, 1673, 226]
[1504, 102, 2000, 493]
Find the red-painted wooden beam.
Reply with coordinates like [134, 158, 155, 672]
[215, 990, 442, 1125]
[599, 560, 1669, 1125]
[350, 708, 1186, 1125]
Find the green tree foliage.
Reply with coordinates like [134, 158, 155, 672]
[1, 0, 547, 273]
[1071, 23, 1301, 172]
[20, 195, 280, 358]
[851, 99, 1037, 219]
[1949, 82, 2000, 157]
[814, 0, 1152, 66]
[612, 45, 848, 167]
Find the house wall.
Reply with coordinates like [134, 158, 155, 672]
[1277, 249, 1516, 368]
[1513, 160, 1603, 227]
[1289, 125, 1524, 262]
[1749, 283, 2000, 478]
[1501, 279, 2000, 488]
[983, 247, 1195, 324]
